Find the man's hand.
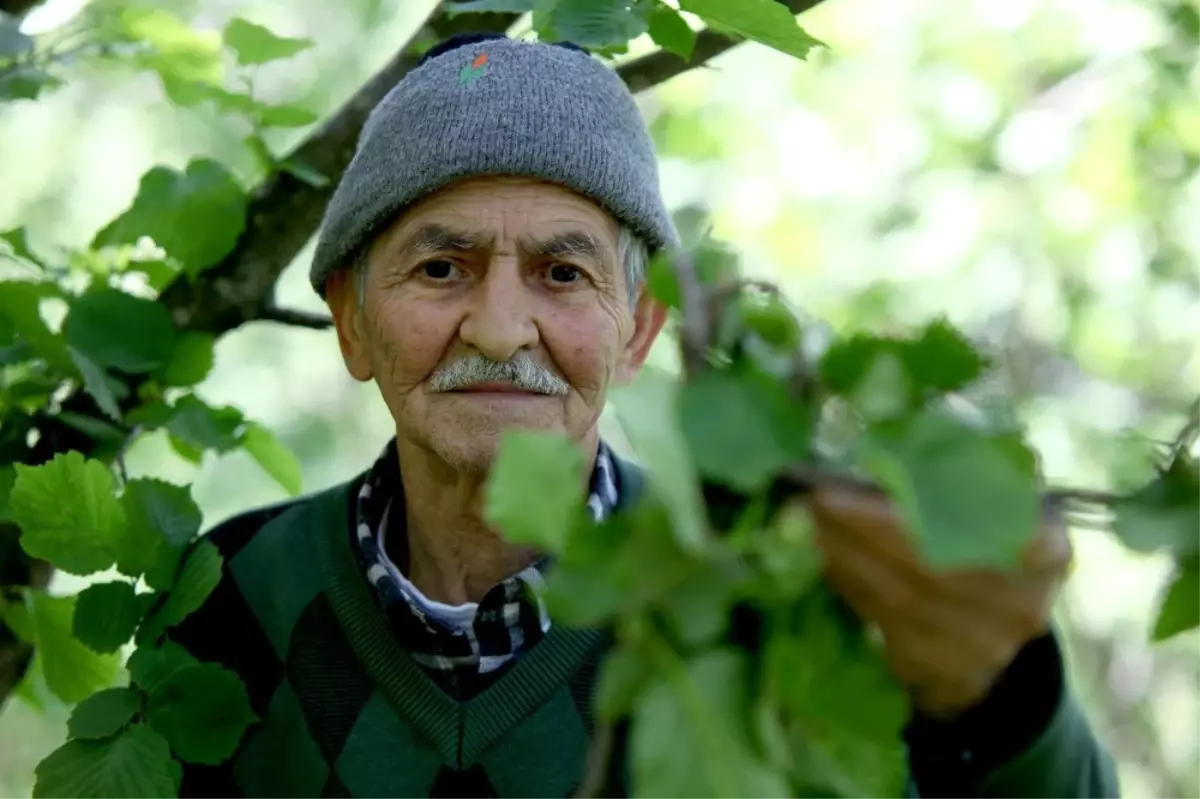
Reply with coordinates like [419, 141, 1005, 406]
[806, 485, 1073, 718]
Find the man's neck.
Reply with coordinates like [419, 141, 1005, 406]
[392, 433, 599, 605]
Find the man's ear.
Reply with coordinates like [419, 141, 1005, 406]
[325, 270, 374, 382]
[615, 286, 668, 384]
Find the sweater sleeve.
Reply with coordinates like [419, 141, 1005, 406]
[904, 631, 1120, 798]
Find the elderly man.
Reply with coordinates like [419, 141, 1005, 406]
[171, 33, 1119, 799]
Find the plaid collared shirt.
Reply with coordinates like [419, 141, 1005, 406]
[351, 439, 620, 677]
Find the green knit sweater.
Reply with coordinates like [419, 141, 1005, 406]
[170, 459, 1119, 799]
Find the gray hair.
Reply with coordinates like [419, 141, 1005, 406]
[352, 224, 649, 309]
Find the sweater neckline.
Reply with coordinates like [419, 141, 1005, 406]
[310, 478, 609, 767]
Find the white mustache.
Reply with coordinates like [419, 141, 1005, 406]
[429, 352, 570, 396]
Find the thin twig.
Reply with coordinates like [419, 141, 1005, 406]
[1168, 396, 1200, 463]
[260, 303, 333, 329]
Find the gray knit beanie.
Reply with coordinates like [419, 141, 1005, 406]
[310, 36, 679, 296]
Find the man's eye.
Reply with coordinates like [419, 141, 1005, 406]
[420, 260, 458, 280]
[548, 264, 583, 283]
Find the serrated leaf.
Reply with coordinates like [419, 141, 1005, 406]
[69, 348, 122, 422]
[484, 429, 585, 552]
[92, 158, 247, 275]
[766, 586, 909, 797]
[678, 0, 822, 60]
[861, 412, 1041, 570]
[256, 102, 319, 128]
[679, 365, 811, 493]
[632, 648, 790, 798]
[534, 0, 651, 50]
[610, 369, 708, 552]
[145, 663, 256, 764]
[160, 333, 215, 387]
[127, 642, 200, 693]
[11, 452, 127, 576]
[140, 539, 222, 643]
[31, 593, 120, 705]
[33, 723, 181, 799]
[647, 2, 695, 59]
[223, 17, 313, 65]
[67, 688, 142, 740]
[119, 478, 203, 588]
[65, 287, 177, 374]
[73, 581, 142, 654]
[1152, 556, 1199, 641]
[444, 0, 537, 15]
[166, 394, 245, 452]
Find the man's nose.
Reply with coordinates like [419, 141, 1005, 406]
[457, 266, 539, 362]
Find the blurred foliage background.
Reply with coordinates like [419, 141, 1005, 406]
[1, 0, 1197, 796]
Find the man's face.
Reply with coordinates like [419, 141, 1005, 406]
[326, 176, 666, 475]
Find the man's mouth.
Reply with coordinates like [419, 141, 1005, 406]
[452, 382, 541, 394]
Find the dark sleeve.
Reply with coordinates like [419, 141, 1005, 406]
[904, 631, 1120, 798]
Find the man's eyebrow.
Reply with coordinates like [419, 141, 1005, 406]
[402, 223, 492, 254]
[522, 231, 604, 263]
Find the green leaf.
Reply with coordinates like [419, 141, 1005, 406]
[160, 333, 215, 387]
[1114, 456, 1199, 555]
[127, 642, 200, 693]
[30, 593, 120, 705]
[632, 648, 789, 798]
[0, 67, 62, 102]
[69, 348, 123, 422]
[117, 6, 223, 88]
[1152, 556, 1199, 641]
[119, 478, 203, 589]
[861, 412, 1041, 570]
[1, 227, 46, 268]
[444, 0, 537, 15]
[256, 102, 319, 128]
[124, 258, 178, 292]
[679, 365, 811, 493]
[11, 452, 127, 576]
[0, 280, 71, 368]
[33, 723, 182, 799]
[223, 17, 314, 65]
[534, 0, 651, 50]
[73, 581, 142, 654]
[596, 644, 653, 720]
[166, 394, 245, 453]
[145, 663, 256, 764]
[678, 0, 822, 60]
[65, 288, 177, 374]
[900, 318, 989, 394]
[139, 539, 222, 642]
[766, 586, 909, 797]
[647, 2, 695, 59]
[0, 17, 34, 56]
[240, 423, 303, 496]
[280, 159, 329, 187]
[484, 429, 585, 552]
[67, 688, 143, 740]
[0, 465, 15, 522]
[92, 158, 247, 275]
[610, 369, 708, 552]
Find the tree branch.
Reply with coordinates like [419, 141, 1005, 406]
[159, 0, 831, 337]
[260, 303, 333, 329]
